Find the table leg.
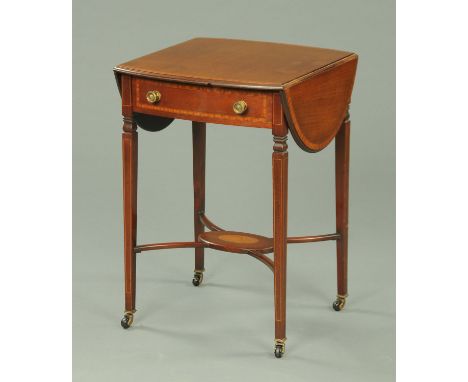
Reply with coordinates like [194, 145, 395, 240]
[121, 117, 138, 328]
[334, 116, 350, 311]
[273, 134, 288, 358]
[192, 122, 206, 286]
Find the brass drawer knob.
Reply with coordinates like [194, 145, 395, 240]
[146, 90, 161, 104]
[233, 100, 248, 114]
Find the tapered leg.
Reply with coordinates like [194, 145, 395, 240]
[334, 116, 350, 311]
[273, 135, 288, 358]
[192, 122, 206, 286]
[121, 117, 138, 328]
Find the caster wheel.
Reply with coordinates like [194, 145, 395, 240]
[333, 295, 346, 311]
[274, 340, 285, 358]
[121, 312, 134, 329]
[192, 271, 204, 287]
[274, 345, 284, 358]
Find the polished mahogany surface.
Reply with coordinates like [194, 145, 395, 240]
[199, 231, 274, 254]
[114, 37, 354, 89]
[132, 77, 274, 128]
[115, 38, 358, 152]
[115, 38, 356, 357]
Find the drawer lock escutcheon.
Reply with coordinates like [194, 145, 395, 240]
[233, 100, 248, 115]
[146, 90, 162, 104]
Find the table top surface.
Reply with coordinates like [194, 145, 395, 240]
[114, 38, 353, 89]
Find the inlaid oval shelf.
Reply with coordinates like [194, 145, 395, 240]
[198, 231, 273, 254]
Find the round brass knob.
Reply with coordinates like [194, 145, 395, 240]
[146, 90, 161, 104]
[233, 100, 248, 115]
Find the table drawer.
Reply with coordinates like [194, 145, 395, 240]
[132, 78, 274, 128]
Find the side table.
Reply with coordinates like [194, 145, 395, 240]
[114, 38, 358, 358]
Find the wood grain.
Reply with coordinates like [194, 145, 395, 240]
[115, 38, 358, 352]
[133, 78, 273, 129]
[120, 74, 138, 313]
[335, 118, 351, 297]
[198, 231, 274, 271]
[193, 122, 206, 272]
[114, 37, 353, 89]
[122, 120, 137, 312]
[282, 56, 357, 152]
[199, 231, 273, 254]
[272, 134, 288, 341]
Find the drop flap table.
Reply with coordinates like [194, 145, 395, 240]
[114, 38, 358, 358]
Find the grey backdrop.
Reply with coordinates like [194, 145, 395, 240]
[73, 1, 395, 381]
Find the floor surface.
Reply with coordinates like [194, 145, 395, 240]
[73, 239, 394, 382]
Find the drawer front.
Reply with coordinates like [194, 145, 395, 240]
[132, 78, 273, 128]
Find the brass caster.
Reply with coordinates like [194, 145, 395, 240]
[192, 270, 204, 287]
[274, 339, 286, 359]
[121, 311, 134, 329]
[333, 295, 347, 311]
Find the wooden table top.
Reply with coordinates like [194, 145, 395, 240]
[114, 38, 353, 90]
[115, 38, 358, 153]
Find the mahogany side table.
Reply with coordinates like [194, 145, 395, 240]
[114, 38, 358, 358]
